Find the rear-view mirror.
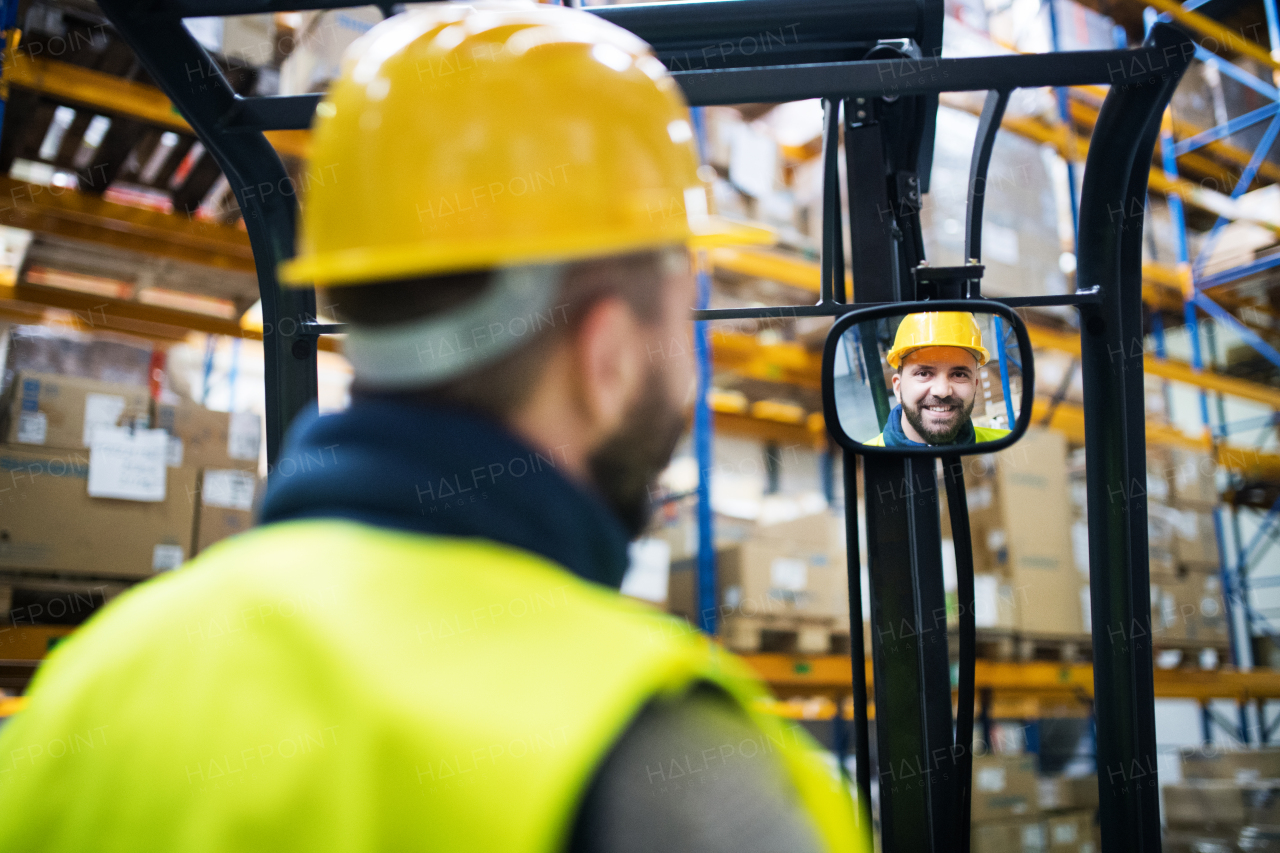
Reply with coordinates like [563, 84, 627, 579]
[821, 300, 1035, 456]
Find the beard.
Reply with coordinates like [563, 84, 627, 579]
[902, 393, 976, 444]
[587, 369, 688, 539]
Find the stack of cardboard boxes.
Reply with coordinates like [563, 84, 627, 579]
[665, 512, 850, 653]
[1145, 448, 1229, 650]
[970, 753, 1099, 852]
[943, 428, 1089, 642]
[1163, 747, 1280, 851]
[0, 327, 260, 593]
[1068, 444, 1228, 655]
[154, 400, 260, 555]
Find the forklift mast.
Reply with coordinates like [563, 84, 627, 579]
[92, 0, 1194, 849]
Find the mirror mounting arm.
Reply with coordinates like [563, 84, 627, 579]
[913, 262, 985, 300]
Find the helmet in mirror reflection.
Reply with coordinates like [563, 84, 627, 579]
[279, 3, 732, 288]
[884, 312, 991, 370]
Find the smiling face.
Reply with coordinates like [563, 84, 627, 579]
[891, 345, 980, 444]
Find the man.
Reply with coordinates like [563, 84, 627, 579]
[0, 6, 860, 853]
[866, 311, 1012, 447]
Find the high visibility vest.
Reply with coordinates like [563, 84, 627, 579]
[0, 520, 861, 852]
[863, 425, 1010, 447]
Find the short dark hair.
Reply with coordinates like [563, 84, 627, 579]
[322, 248, 683, 418]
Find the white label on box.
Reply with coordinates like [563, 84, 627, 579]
[1052, 823, 1078, 844]
[87, 427, 168, 502]
[227, 411, 261, 461]
[152, 544, 185, 572]
[1071, 520, 1090, 577]
[974, 575, 999, 628]
[1176, 509, 1200, 540]
[976, 766, 1007, 792]
[16, 411, 47, 444]
[202, 469, 256, 511]
[728, 124, 778, 199]
[622, 538, 671, 603]
[166, 436, 184, 468]
[1021, 824, 1045, 847]
[83, 393, 127, 446]
[769, 557, 808, 592]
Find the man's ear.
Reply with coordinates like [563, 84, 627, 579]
[891, 373, 902, 404]
[572, 296, 643, 435]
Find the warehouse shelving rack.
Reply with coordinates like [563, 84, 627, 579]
[18, 0, 1207, 850]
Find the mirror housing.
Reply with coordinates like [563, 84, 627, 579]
[821, 299, 1035, 456]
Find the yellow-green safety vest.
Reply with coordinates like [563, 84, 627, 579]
[864, 426, 1011, 447]
[0, 520, 861, 852]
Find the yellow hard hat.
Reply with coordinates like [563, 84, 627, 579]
[279, 3, 764, 288]
[885, 312, 990, 369]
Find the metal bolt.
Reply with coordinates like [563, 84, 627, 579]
[856, 97, 866, 104]
[856, 110, 866, 119]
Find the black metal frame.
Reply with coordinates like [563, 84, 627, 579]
[820, 298, 1036, 456]
[89, 1, 1195, 850]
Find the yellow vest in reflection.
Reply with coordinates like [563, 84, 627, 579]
[864, 425, 1011, 447]
[0, 520, 861, 852]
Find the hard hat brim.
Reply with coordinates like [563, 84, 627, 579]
[887, 344, 991, 370]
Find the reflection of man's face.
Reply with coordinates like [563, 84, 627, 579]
[892, 346, 979, 444]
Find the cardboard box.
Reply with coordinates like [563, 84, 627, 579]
[153, 401, 261, 470]
[1168, 449, 1219, 508]
[1180, 747, 1280, 783]
[1046, 810, 1095, 853]
[973, 753, 1041, 822]
[669, 541, 843, 623]
[1160, 780, 1280, 828]
[1, 372, 150, 451]
[1039, 775, 1100, 811]
[974, 572, 1018, 630]
[1171, 507, 1221, 567]
[192, 468, 258, 554]
[2, 325, 152, 390]
[1151, 568, 1227, 644]
[0, 445, 197, 579]
[972, 816, 1048, 853]
[1162, 828, 1240, 853]
[942, 430, 1085, 636]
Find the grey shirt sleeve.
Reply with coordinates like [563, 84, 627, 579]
[567, 686, 825, 853]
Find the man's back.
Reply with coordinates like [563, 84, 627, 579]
[0, 520, 852, 852]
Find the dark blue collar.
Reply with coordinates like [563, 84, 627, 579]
[257, 399, 631, 588]
[882, 404, 976, 448]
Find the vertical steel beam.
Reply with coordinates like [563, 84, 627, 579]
[1076, 22, 1192, 853]
[690, 106, 718, 636]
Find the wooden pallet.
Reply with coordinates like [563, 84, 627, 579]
[969, 630, 1089, 663]
[1151, 639, 1233, 670]
[963, 630, 1232, 668]
[722, 616, 849, 655]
